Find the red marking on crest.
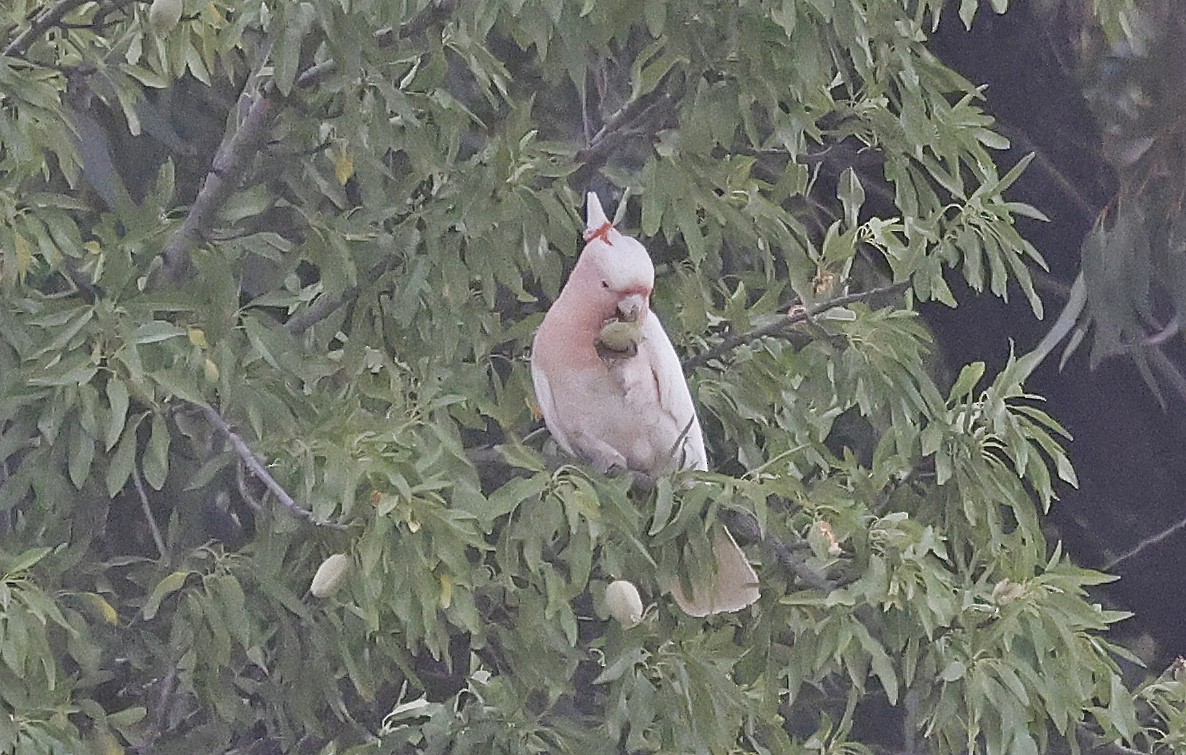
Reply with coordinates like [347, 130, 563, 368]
[584, 221, 615, 245]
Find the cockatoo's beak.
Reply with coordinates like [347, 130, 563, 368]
[617, 293, 648, 323]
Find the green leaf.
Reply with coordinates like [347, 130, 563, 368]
[649, 477, 674, 535]
[106, 706, 147, 728]
[4, 547, 53, 577]
[630, 40, 684, 101]
[28, 359, 98, 387]
[104, 377, 129, 451]
[142, 570, 190, 620]
[78, 592, 119, 625]
[149, 368, 208, 406]
[143, 413, 170, 490]
[939, 660, 967, 682]
[496, 443, 546, 473]
[949, 362, 985, 401]
[855, 623, 899, 705]
[273, 3, 317, 96]
[838, 167, 865, 228]
[959, 0, 979, 27]
[107, 413, 146, 497]
[593, 646, 645, 685]
[130, 321, 187, 344]
[1056, 453, 1078, 487]
[243, 315, 283, 371]
[482, 473, 549, 521]
[68, 422, 95, 489]
[209, 573, 250, 650]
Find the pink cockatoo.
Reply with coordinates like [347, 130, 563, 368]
[531, 193, 760, 617]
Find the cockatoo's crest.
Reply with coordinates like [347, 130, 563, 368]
[584, 192, 615, 244]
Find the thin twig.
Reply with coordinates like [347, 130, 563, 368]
[1101, 503, 1186, 571]
[684, 282, 910, 371]
[572, 88, 677, 185]
[200, 404, 345, 529]
[234, 460, 265, 513]
[998, 123, 1099, 223]
[3, 0, 90, 58]
[722, 510, 837, 592]
[132, 467, 167, 559]
[1147, 344, 1186, 407]
[284, 253, 400, 334]
[142, 663, 178, 755]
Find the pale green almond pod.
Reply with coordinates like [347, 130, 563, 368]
[149, 0, 184, 33]
[605, 579, 644, 627]
[310, 553, 351, 598]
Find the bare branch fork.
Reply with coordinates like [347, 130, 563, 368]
[199, 404, 345, 529]
[155, 0, 447, 285]
[2, 0, 90, 58]
[684, 281, 911, 371]
[158, 60, 337, 283]
[572, 88, 676, 186]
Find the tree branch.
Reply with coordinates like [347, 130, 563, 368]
[2, 0, 90, 58]
[155, 1, 446, 286]
[132, 467, 167, 558]
[1101, 494, 1186, 571]
[284, 253, 401, 335]
[683, 282, 910, 371]
[572, 87, 677, 186]
[724, 509, 838, 592]
[997, 123, 1099, 223]
[199, 404, 345, 529]
[158, 84, 282, 283]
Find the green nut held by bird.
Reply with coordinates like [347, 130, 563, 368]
[596, 319, 644, 357]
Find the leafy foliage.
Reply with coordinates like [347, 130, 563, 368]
[0, 0, 1179, 752]
[1036, 0, 1186, 402]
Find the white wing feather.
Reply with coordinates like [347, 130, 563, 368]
[638, 312, 759, 616]
[530, 342, 575, 457]
[638, 311, 707, 471]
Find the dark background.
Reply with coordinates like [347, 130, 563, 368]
[928, 3, 1186, 660]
